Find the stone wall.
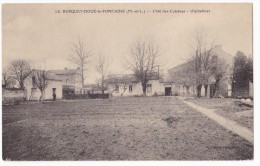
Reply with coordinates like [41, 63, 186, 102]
[2, 89, 26, 105]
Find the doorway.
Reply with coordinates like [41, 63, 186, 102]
[52, 88, 56, 100]
[165, 87, 172, 96]
[210, 84, 215, 98]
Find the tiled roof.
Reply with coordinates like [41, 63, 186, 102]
[48, 69, 78, 75]
[106, 74, 138, 83]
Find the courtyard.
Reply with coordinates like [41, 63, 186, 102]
[2, 97, 253, 160]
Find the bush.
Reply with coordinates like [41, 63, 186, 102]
[63, 93, 109, 100]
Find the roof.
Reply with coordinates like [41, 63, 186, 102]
[31, 69, 62, 82]
[106, 74, 138, 83]
[168, 45, 234, 74]
[48, 69, 78, 75]
[168, 60, 194, 74]
[210, 45, 233, 64]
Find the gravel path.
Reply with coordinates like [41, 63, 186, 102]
[182, 100, 254, 144]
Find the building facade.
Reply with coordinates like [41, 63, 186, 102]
[106, 74, 176, 97]
[24, 70, 63, 100]
[168, 45, 234, 98]
[48, 68, 83, 95]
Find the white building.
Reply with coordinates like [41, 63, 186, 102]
[24, 70, 63, 100]
[106, 74, 176, 97]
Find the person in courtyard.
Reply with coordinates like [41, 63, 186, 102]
[53, 92, 56, 101]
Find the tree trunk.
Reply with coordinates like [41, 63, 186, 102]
[101, 76, 104, 94]
[197, 84, 202, 97]
[121, 86, 127, 96]
[142, 83, 147, 96]
[19, 82, 24, 90]
[213, 79, 220, 98]
[81, 69, 84, 94]
[39, 90, 45, 102]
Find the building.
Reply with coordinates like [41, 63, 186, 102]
[48, 68, 83, 95]
[106, 73, 176, 97]
[83, 84, 108, 94]
[168, 45, 234, 98]
[24, 70, 63, 100]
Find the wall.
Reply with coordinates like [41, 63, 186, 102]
[218, 78, 229, 97]
[2, 89, 25, 98]
[177, 85, 196, 96]
[44, 80, 63, 99]
[108, 82, 143, 97]
[2, 89, 26, 105]
[24, 78, 63, 100]
[108, 80, 169, 96]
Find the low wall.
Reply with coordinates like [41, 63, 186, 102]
[2, 89, 26, 105]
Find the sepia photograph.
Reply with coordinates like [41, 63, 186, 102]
[1, 1, 256, 162]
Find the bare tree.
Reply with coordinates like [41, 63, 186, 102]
[69, 38, 91, 94]
[2, 69, 15, 88]
[190, 28, 230, 98]
[96, 53, 108, 94]
[32, 70, 50, 101]
[9, 59, 31, 89]
[128, 40, 159, 96]
[191, 29, 218, 97]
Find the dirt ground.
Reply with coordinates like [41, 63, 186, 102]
[2, 97, 253, 160]
[185, 98, 254, 131]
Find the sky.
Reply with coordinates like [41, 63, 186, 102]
[2, 3, 252, 84]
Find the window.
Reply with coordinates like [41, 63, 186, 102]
[147, 84, 152, 93]
[115, 84, 119, 93]
[129, 85, 133, 92]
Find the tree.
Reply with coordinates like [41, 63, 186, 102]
[9, 60, 31, 89]
[32, 70, 50, 101]
[246, 56, 253, 83]
[233, 51, 248, 82]
[232, 51, 252, 97]
[210, 57, 228, 97]
[96, 53, 108, 94]
[191, 29, 219, 97]
[128, 40, 159, 96]
[69, 38, 91, 94]
[2, 69, 15, 88]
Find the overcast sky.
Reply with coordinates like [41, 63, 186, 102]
[2, 3, 252, 84]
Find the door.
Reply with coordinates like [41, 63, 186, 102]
[52, 88, 56, 100]
[210, 84, 215, 98]
[165, 87, 172, 96]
